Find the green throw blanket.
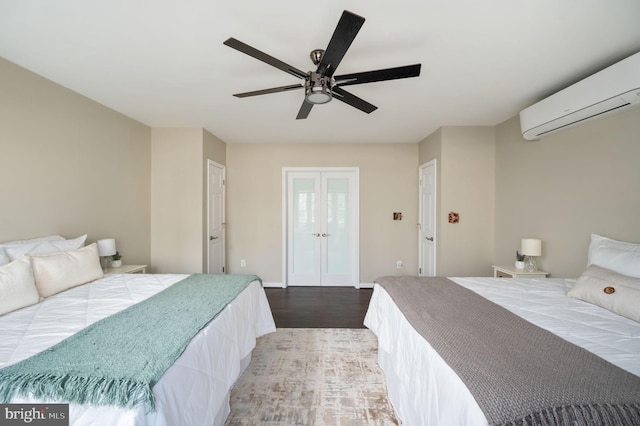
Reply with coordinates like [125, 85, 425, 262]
[0, 273, 260, 411]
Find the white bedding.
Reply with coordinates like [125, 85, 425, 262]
[364, 277, 640, 426]
[0, 273, 276, 426]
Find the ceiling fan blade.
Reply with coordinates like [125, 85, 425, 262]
[332, 86, 377, 114]
[224, 38, 307, 80]
[233, 84, 304, 98]
[316, 10, 365, 78]
[296, 100, 314, 120]
[334, 64, 422, 87]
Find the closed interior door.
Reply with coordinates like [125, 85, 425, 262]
[285, 168, 359, 287]
[419, 160, 436, 276]
[208, 160, 225, 273]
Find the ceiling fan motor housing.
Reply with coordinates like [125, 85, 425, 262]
[305, 72, 334, 104]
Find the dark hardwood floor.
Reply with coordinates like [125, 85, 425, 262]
[264, 286, 373, 328]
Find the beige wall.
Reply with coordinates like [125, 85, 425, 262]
[226, 143, 419, 285]
[418, 127, 495, 276]
[0, 57, 152, 265]
[151, 128, 228, 273]
[151, 128, 202, 273]
[418, 128, 442, 166]
[494, 107, 640, 277]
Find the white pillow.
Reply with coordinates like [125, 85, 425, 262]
[0, 235, 64, 266]
[30, 243, 104, 298]
[568, 264, 640, 323]
[587, 233, 640, 279]
[0, 247, 10, 267]
[5, 234, 87, 262]
[0, 257, 40, 315]
[1, 235, 64, 245]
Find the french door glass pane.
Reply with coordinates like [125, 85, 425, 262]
[292, 178, 315, 274]
[326, 177, 349, 274]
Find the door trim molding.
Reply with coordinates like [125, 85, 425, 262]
[282, 167, 360, 288]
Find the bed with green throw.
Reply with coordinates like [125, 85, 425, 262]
[0, 271, 276, 426]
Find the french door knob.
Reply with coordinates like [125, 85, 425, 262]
[210, 236, 218, 240]
[322, 233, 328, 237]
[425, 236, 434, 241]
[312, 233, 321, 237]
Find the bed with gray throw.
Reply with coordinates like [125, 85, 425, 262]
[364, 234, 640, 426]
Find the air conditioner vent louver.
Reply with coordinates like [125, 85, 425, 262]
[520, 52, 640, 140]
[534, 103, 629, 138]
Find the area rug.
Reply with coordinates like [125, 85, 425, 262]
[225, 328, 400, 425]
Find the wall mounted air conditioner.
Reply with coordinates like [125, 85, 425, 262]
[520, 52, 640, 140]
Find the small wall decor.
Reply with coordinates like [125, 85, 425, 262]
[448, 212, 460, 224]
[393, 212, 403, 220]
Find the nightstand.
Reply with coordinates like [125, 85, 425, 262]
[492, 265, 549, 278]
[104, 264, 148, 276]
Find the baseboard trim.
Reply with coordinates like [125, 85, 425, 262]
[357, 283, 374, 289]
[263, 282, 374, 289]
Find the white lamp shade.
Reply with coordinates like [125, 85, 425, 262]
[97, 238, 116, 256]
[521, 238, 542, 256]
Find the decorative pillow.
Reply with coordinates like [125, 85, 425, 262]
[5, 234, 87, 262]
[0, 257, 40, 315]
[587, 233, 640, 279]
[30, 243, 104, 298]
[568, 264, 640, 323]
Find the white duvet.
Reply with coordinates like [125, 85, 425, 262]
[0, 273, 276, 426]
[364, 277, 640, 426]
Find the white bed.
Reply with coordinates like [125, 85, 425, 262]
[364, 276, 640, 426]
[0, 272, 276, 426]
[365, 234, 640, 425]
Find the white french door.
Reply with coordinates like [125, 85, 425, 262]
[283, 168, 359, 287]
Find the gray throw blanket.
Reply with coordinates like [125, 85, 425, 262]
[375, 276, 640, 426]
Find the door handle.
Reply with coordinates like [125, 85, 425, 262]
[210, 236, 218, 240]
[312, 233, 320, 237]
[321, 233, 328, 237]
[425, 236, 434, 241]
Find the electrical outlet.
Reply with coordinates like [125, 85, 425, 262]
[396, 260, 404, 269]
[240, 259, 246, 268]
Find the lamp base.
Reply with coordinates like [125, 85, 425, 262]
[100, 256, 110, 272]
[525, 256, 538, 272]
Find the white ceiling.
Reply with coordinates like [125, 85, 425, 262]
[1, 1, 639, 144]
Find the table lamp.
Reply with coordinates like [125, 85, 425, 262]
[521, 238, 541, 272]
[97, 238, 116, 271]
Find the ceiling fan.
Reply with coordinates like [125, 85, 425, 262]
[224, 10, 421, 119]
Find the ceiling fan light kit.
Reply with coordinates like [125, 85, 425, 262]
[224, 10, 421, 119]
[305, 72, 333, 104]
